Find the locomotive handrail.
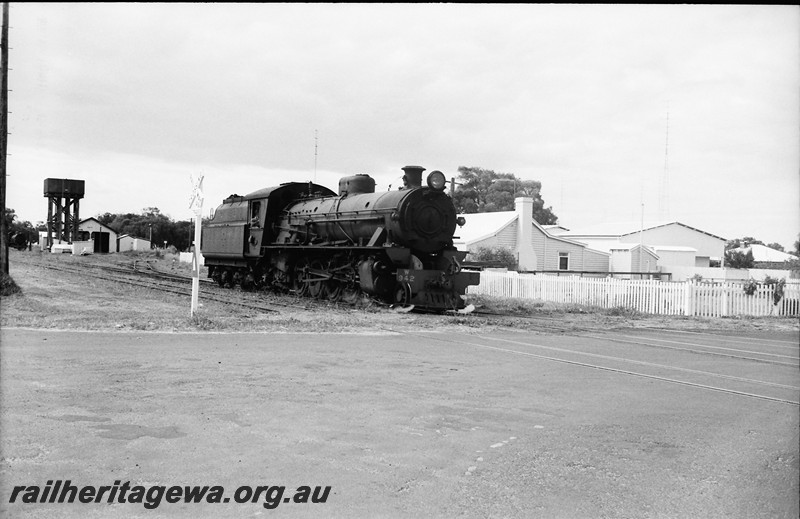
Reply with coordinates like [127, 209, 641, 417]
[302, 214, 385, 223]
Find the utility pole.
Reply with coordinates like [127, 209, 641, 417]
[0, 3, 9, 275]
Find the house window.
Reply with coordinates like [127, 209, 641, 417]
[558, 252, 569, 270]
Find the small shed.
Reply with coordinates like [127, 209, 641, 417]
[608, 244, 659, 277]
[118, 234, 152, 252]
[77, 218, 118, 253]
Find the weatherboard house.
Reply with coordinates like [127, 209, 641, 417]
[550, 221, 727, 269]
[455, 197, 609, 273]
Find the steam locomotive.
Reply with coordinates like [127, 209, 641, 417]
[201, 165, 480, 312]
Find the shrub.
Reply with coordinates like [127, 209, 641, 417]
[763, 276, 786, 305]
[468, 246, 518, 271]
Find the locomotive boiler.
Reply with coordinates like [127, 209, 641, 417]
[201, 165, 480, 312]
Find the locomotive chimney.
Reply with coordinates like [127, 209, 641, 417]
[401, 165, 425, 189]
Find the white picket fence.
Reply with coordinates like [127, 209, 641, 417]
[467, 271, 800, 318]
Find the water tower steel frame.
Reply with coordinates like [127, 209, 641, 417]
[43, 178, 85, 249]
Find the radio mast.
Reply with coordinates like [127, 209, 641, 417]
[658, 104, 670, 220]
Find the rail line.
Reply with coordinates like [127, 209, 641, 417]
[473, 309, 799, 367]
[29, 261, 289, 314]
[383, 329, 800, 406]
[579, 333, 798, 367]
[630, 327, 800, 348]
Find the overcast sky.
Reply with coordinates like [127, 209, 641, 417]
[6, 4, 799, 248]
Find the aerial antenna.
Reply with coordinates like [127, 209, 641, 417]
[659, 103, 670, 220]
[314, 129, 318, 183]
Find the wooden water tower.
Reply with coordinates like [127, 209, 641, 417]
[43, 178, 85, 248]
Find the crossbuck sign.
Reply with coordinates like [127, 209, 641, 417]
[189, 175, 204, 317]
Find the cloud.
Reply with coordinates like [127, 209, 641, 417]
[6, 4, 799, 247]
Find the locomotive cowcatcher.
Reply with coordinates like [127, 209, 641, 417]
[201, 165, 480, 312]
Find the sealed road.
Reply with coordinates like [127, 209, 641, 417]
[1, 327, 797, 518]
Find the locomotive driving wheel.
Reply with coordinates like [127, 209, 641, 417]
[325, 280, 343, 302]
[291, 260, 309, 296]
[306, 260, 326, 299]
[323, 258, 348, 302]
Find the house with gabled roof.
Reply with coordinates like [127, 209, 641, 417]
[730, 243, 798, 270]
[455, 198, 609, 273]
[558, 221, 726, 267]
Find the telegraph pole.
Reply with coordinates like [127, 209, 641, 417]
[0, 3, 9, 275]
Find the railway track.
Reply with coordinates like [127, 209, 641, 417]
[27, 259, 294, 314]
[473, 308, 799, 366]
[25, 255, 398, 315]
[380, 328, 800, 407]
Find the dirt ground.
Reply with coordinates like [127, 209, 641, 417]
[1, 250, 798, 518]
[2, 249, 798, 335]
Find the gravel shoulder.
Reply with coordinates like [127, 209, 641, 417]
[1, 249, 798, 335]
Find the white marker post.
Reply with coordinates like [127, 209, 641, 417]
[189, 175, 204, 317]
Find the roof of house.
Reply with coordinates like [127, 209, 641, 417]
[562, 221, 726, 241]
[733, 244, 798, 262]
[454, 211, 517, 245]
[651, 245, 698, 253]
[572, 239, 661, 256]
[542, 224, 570, 234]
[79, 217, 117, 233]
[455, 210, 609, 256]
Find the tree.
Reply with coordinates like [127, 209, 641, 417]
[467, 246, 518, 271]
[766, 242, 785, 252]
[725, 236, 764, 250]
[100, 208, 194, 251]
[3, 208, 36, 245]
[451, 166, 558, 224]
[724, 249, 754, 269]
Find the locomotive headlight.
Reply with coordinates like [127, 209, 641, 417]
[426, 170, 447, 191]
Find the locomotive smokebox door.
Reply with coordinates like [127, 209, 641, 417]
[246, 200, 265, 256]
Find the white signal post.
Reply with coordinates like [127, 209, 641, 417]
[189, 175, 205, 317]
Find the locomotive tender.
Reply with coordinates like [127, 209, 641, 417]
[201, 165, 480, 311]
